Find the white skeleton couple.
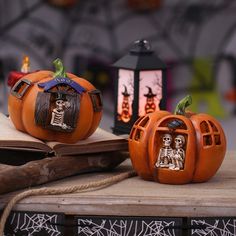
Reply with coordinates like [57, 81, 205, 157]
[155, 134, 185, 171]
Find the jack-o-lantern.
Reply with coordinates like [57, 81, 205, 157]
[144, 86, 156, 114]
[129, 95, 226, 184]
[118, 85, 131, 123]
[8, 59, 102, 143]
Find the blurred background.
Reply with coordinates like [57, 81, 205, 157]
[0, 0, 235, 149]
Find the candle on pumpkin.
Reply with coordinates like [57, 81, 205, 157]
[7, 55, 30, 88]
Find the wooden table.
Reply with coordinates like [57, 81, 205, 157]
[1, 151, 236, 235]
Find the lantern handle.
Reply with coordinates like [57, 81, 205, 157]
[174, 95, 192, 116]
[53, 58, 67, 78]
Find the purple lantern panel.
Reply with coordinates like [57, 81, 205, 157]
[139, 70, 162, 117]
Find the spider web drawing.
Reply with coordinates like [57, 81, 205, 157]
[0, 0, 236, 96]
[1, 0, 236, 66]
[77, 218, 178, 236]
[9, 212, 62, 236]
[191, 218, 236, 236]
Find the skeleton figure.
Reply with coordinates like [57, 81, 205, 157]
[50, 99, 71, 129]
[170, 135, 185, 170]
[155, 134, 173, 168]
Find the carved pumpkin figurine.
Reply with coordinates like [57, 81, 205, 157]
[8, 59, 102, 143]
[144, 86, 156, 114]
[129, 95, 226, 184]
[119, 85, 131, 123]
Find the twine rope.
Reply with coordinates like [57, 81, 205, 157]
[0, 170, 136, 236]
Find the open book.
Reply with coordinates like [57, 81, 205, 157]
[0, 113, 128, 157]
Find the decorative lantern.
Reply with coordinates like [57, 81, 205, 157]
[112, 39, 167, 134]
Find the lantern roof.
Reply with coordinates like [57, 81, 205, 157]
[113, 39, 167, 70]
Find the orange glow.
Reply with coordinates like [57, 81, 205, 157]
[139, 70, 162, 116]
[145, 97, 156, 114]
[120, 95, 131, 123]
[21, 55, 30, 73]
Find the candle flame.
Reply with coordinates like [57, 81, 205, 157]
[21, 55, 30, 73]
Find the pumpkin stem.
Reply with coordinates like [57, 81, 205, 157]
[53, 58, 67, 78]
[174, 95, 192, 115]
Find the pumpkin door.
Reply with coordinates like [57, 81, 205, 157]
[8, 59, 102, 143]
[148, 114, 197, 184]
[129, 110, 171, 180]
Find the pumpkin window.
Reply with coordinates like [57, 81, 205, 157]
[89, 89, 103, 112]
[11, 79, 32, 99]
[209, 120, 218, 132]
[129, 127, 135, 139]
[161, 119, 187, 130]
[201, 121, 222, 147]
[203, 135, 212, 146]
[134, 129, 143, 141]
[139, 117, 150, 127]
[214, 135, 221, 145]
[134, 116, 144, 125]
[200, 121, 210, 133]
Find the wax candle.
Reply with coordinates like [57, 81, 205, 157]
[8, 56, 30, 88]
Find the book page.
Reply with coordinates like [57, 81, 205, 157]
[0, 113, 51, 153]
[46, 128, 128, 156]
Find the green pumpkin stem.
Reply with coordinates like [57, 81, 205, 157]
[53, 58, 67, 78]
[174, 95, 192, 115]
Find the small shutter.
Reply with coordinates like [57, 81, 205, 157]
[35, 92, 51, 127]
[63, 94, 80, 129]
[89, 89, 103, 112]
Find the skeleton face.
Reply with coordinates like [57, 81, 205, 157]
[56, 100, 65, 111]
[175, 135, 185, 148]
[162, 134, 172, 147]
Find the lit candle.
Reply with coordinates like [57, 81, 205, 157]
[7, 55, 30, 88]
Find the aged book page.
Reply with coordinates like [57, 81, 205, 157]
[46, 128, 128, 156]
[0, 113, 128, 156]
[0, 113, 51, 153]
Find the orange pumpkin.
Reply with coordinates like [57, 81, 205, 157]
[129, 95, 226, 184]
[8, 59, 102, 143]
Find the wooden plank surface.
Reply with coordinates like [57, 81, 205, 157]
[0, 151, 128, 194]
[0, 151, 236, 217]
